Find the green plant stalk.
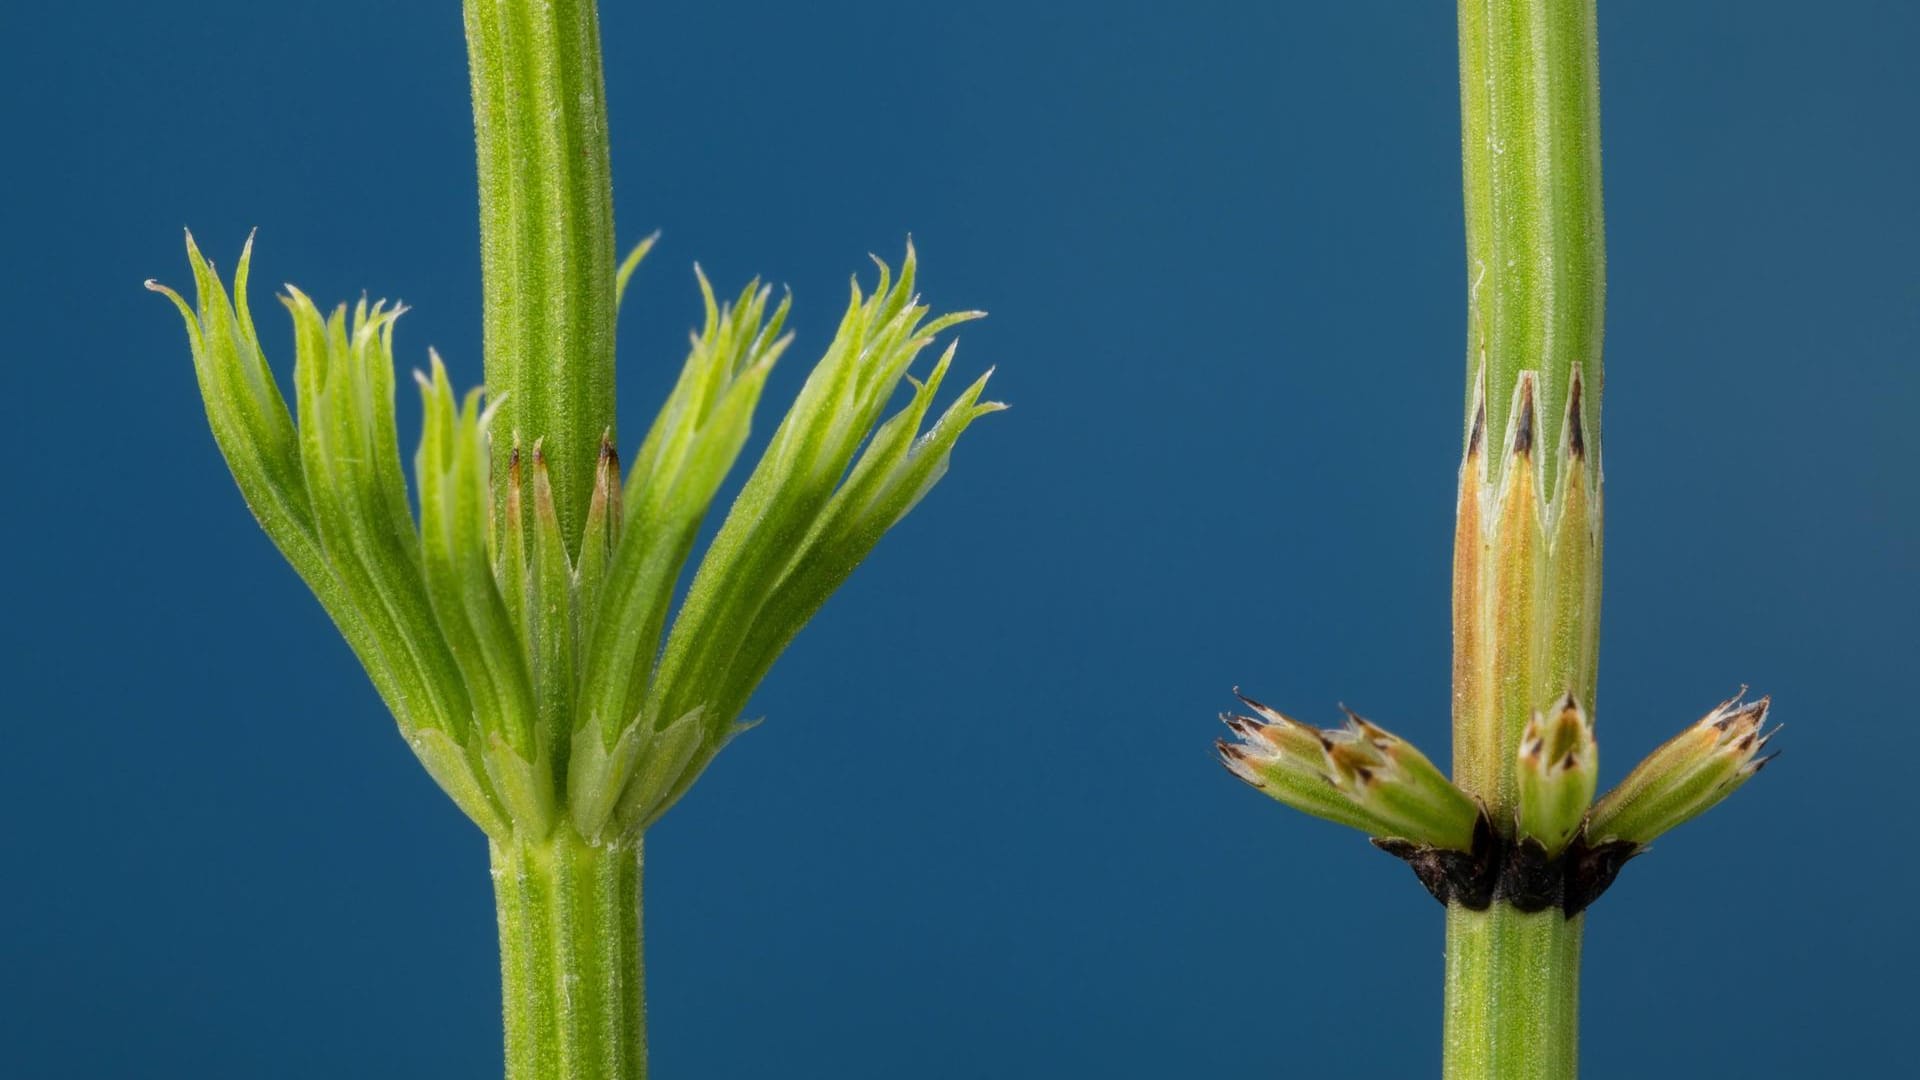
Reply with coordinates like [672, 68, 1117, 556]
[494, 830, 645, 1079]
[465, 0, 618, 549]
[1448, 2, 1604, 1077]
[465, 0, 636, 1070]
[1444, 906, 1582, 1079]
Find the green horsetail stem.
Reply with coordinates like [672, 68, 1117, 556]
[1212, 3, 1776, 1077]
[464, 0, 618, 551]
[156, 2, 999, 1075]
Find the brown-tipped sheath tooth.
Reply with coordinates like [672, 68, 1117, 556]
[1512, 375, 1536, 457]
[1337, 705, 1380, 736]
[1747, 752, 1779, 774]
[1566, 366, 1587, 459]
[1232, 688, 1284, 717]
[1467, 396, 1486, 459]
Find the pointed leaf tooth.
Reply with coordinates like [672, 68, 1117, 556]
[454, 388, 541, 776]
[528, 443, 578, 776]
[614, 230, 660, 310]
[596, 706, 708, 838]
[1451, 363, 1496, 800]
[574, 431, 621, 630]
[1486, 372, 1547, 818]
[495, 436, 531, 649]
[1507, 371, 1538, 459]
[1563, 363, 1588, 461]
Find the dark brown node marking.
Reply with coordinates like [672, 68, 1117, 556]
[1374, 815, 1642, 917]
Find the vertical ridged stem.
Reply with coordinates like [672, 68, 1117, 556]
[1444, 906, 1582, 1080]
[493, 828, 646, 1080]
[1457, 0, 1604, 480]
[465, 0, 618, 552]
[1449, 3, 1605, 1078]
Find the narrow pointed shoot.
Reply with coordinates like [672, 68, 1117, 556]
[1587, 692, 1777, 845]
[1220, 693, 1480, 850]
[1515, 694, 1598, 857]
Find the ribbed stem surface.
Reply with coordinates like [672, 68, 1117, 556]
[464, 0, 618, 550]
[1457, 0, 1604, 492]
[493, 829, 646, 1079]
[1444, 905, 1582, 1079]
[1448, 3, 1606, 1076]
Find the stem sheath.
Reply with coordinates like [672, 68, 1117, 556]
[493, 829, 646, 1080]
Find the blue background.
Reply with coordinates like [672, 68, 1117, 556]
[3, 2, 1915, 1076]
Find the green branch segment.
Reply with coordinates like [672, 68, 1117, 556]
[464, 0, 619, 550]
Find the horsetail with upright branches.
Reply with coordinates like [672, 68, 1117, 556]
[152, 2, 999, 1076]
[1215, 3, 1775, 1076]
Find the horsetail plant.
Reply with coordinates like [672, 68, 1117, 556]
[1215, 3, 1775, 1076]
[151, 2, 999, 1076]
